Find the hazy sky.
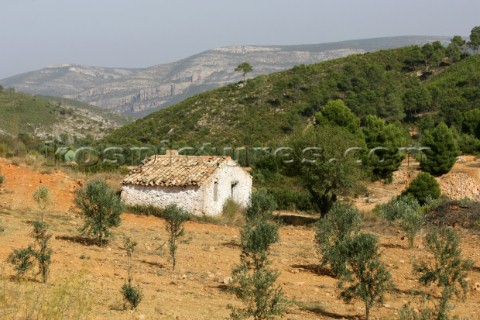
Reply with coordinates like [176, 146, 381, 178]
[1, 0, 479, 79]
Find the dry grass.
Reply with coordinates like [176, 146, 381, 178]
[0, 271, 92, 320]
[191, 198, 246, 227]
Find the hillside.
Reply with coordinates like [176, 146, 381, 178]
[0, 158, 479, 319]
[0, 36, 448, 118]
[103, 46, 480, 147]
[0, 90, 130, 140]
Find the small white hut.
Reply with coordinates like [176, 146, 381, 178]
[121, 151, 252, 216]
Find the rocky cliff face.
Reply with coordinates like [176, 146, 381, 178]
[0, 36, 448, 118]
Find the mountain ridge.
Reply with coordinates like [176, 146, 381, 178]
[0, 36, 449, 118]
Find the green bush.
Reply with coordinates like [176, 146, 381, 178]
[121, 283, 142, 310]
[121, 236, 142, 310]
[267, 188, 315, 212]
[74, 178, 124, 246]
[228, 216, 287, 319]
[376, 195, 421, 221]
[7, 221, 53, 283]
[246, 189, 277, 222]
[403, 172, 441, 204]
[338, 233, 393, 320]
[414, 227, 473, 319]
[7, 247, 35, 280]
[315, 203, 362, 276]
[221, 198, 245, 226]
[31, 221, 52, 283]
[33, 185, 51, 221]
[127, 204, 163, 217]
[163, 204, 189, 270]
[0, 175, 4, 185]
[398, 209, 425, 249]
[398, 303, 435, 320]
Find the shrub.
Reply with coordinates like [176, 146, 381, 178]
[7, 247, 35, 280]
[398, 303, 435, 320]
[267, 188, 315, 212]
[121, 236, 142, 310]
[414, 227, 473, 319]
[31, 221, 52, 283]
[162, 204, 189, 270]
[240, 218, 279, 270]
[74, 178, 124, 246]
[403, 172, 441, 204]
[8, 221, 53, 283]
[376, 195, 420, 221]
[127, 204, 163, 217]
[338, 233, 393, 320]
[0, 175, 4, 185]
[315, 203, 362, 276]
[246, 189, 277, 222]
[121, 283, 142, 310]
[33, 185, 51, 221]
[398, 209, 425, 248]
[221, 198, 245, 226]
[228, 217, 287, 319]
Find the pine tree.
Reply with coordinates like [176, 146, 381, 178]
[362, 115, 408, 179]
[420, 122, 460, 176]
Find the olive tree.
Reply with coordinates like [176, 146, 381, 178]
[338, 233, 393, 320]
[414, 227, 472, 319]
[162, 204, 189, 270]
[315, 203, 361, 276]
[287, 126, 366, 217]
[74, 178, 124, 246]
[228, 204, 287, 319]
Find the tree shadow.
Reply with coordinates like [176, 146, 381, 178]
[290, 264, 336, 278]
[221, 240, 241, 249]
[299, 304, 358, 320]
[8, 275, 41, 283]
[274, 214, 317, 226]
[55, 235, 106, 247]
[140, 259, 165, 268]
[216, 284, 230, 292]
[391, 287, 434, 299]
[470, 265, 480, 273]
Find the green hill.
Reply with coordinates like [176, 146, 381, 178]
[0, 90, 131, 139]
[103, 45, 480, 147]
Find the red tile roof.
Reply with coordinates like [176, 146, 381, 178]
[122, 155, 229, 187]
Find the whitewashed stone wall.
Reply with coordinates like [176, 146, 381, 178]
[121, 158, 252, 216]
[203, 159, 252, 215]
[121, 185, 204, 215]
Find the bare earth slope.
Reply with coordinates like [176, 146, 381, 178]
[0, 158, 479, 319]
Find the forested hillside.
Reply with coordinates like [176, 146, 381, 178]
[104, 41, 480, 147]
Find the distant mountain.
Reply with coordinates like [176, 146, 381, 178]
[0, 36, 449, 118]
[0, 90, 130, 139]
